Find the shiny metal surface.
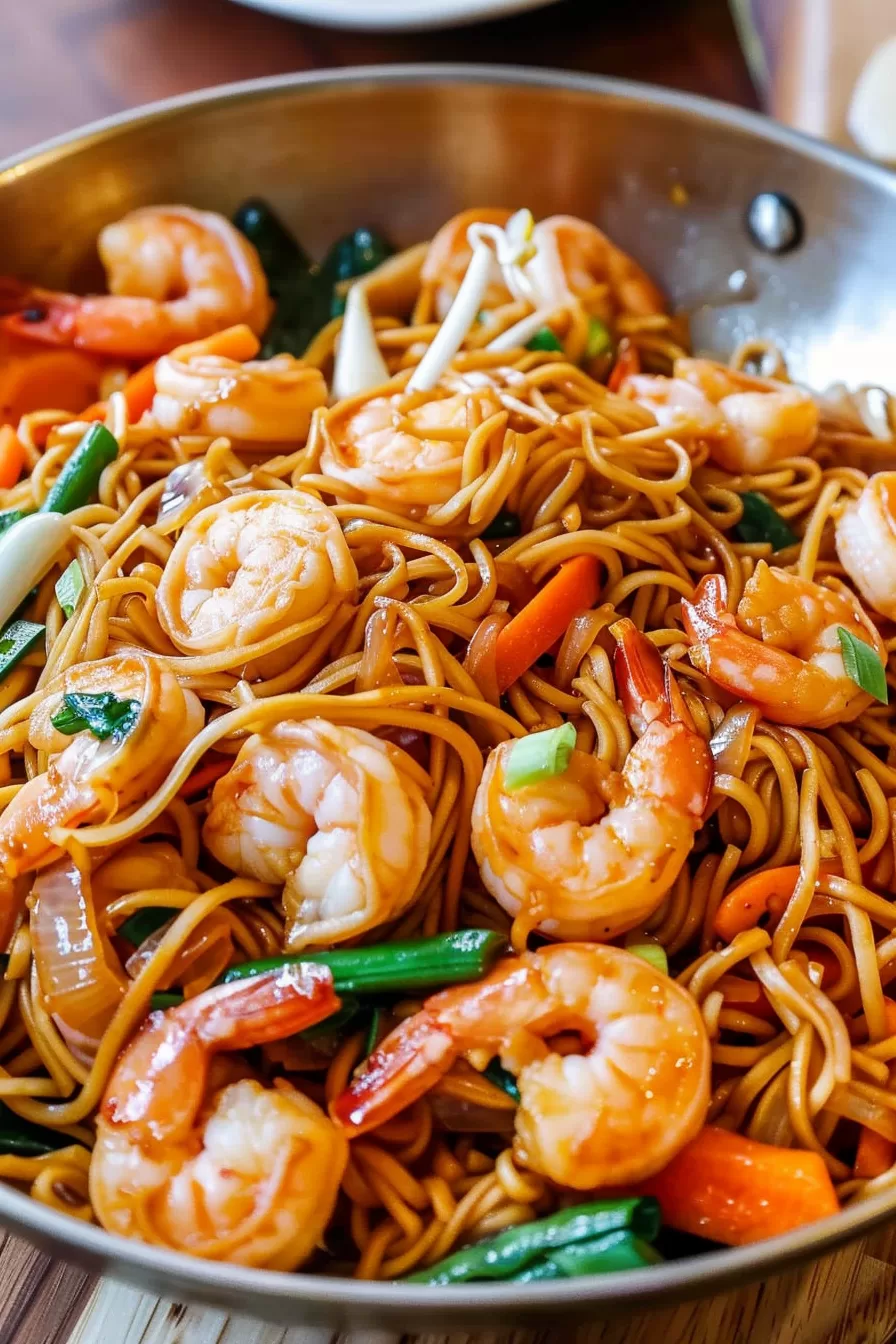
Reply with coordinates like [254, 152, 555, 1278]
[1, 65, 896, 1329]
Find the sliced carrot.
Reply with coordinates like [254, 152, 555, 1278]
[607, 337, 640, 393]
[0, 426, 25, 489]
[637, 1125, 839, 1246]
[855, 999, 896, 1178]
[713, 861, 840, 943]
[171, 323, 260, 363]
[714, 974, 776, 1021]
[178, 756, 232, 800]
[0, 349, 104, 427]
[494, 554, 601, 693]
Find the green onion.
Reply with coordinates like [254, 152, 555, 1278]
[41, 423, 118, 516]
[838, 627, 889, 704]
[510, 1230, 662, 1281]
[405, 1198, 660, 1284]
[50, 691, 140, 743]
[117, 906, 176, 947]
[0, 508, 30, 538]
[585, 318, 613, 359]
[364, 1005, 385, 1058]
[0, 619, 44, 681]
[0, 1102, 83, 1156]
[733, 492, 798, 550]
[222, 930, 507, 994]
[149, 991, 183, 1012]
[624, 933, 669, 976]
[526, 327, 564, 353]
[483, 1058, 520, 1102]
[504, 723, 577, 792]
[481, 510, 521, 540]
[54, 559, 85, 619]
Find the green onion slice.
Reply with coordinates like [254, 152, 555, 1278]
[0, 619, 44, 681]
[526, 327, 564, 353]
[623, 935, 669, 976]
[585, 318, 613, 359]
[837, 627, 888, 704]
[54, 559, 85, 619]
[51, 691, 141, 743]
[41, 423, 119, 516]
[504, 723, 577, 791]
[733, 492, 797, 550]
[0, 509, 30, 538]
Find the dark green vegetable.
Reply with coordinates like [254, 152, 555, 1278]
[301, 993, 362, 1043]
[0, 619, 44, 681]
[232, 198, 311, 292]
[481, 510, 521, 540]
[41, 423, 118, 516]
[526, 327, 564, 353]
[483, 1058, 520, 1102]
[364, 1005, 385, 1058]
[324, 227, 394, 318]
[0, 508, 30, 538]
[733, 492, 798, 550]
[149, 991, 183, 1012]
[585, 317, 613, 360]
[0, 1102, 83, 1156]
[838, 626, 889, 704]
[405, 1198, 660, 1284]
[510, 1230, 662, 1282]
[222, 930, 507, 995]
[117, 906, 176, 947]
[50, 691, 140, 743]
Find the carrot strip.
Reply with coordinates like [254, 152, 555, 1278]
[178, 756, 232, 800]
[855, 999, 896, 1178]
[171, 324, 260, 363]
[713, 862, 840, 943]
[607, 337, 640, 393]
[638, 1126, 839, 1246]
[0, 349, 104, 427]
[0, 426, 25, 489]
[494, 555, 601, 693]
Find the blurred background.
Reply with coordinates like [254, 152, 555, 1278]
[2, 0, 892, 164]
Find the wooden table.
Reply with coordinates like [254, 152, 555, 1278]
[1, 0, 893, 1340]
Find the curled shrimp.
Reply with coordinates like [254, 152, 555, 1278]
[471, 621, 712, 941]
[318, 380, 506, 515]
[835, 472, 896, 620]
[3, 207, 272, 359]
[155, 491, 357, 672]
[683, 562, 887, 728]
[90, 966, 348, 1266]
[150, 350, 326, 442]
[624, 358, 819, 472]
[202, 719, 433, 950]
[0, 651, 203, 879]
[420, 208, 515, 320]
[333, 943, 710, 1188]
[527, 214, 666, 318]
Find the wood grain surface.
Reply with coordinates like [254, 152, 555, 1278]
[3, 0, 895, 1341]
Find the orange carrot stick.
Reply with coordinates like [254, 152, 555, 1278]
[0, 426, 25, 489]
[713, 862, 840, 943]
[607, 337, 640, 393]
[855, 1000, 896, 1178]
[637, 1126, 839, 1246]
[0, 349, 104, 427]
[178, 756, 232, 800]
[494, 555, 601, 693]
[171, 323, 260, 363]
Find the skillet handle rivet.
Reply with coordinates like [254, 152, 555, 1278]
[745, 192, 804, 254]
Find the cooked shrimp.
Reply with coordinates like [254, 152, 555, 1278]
[835, 472, 896, 620]
[420, 208, 514, 320]
[471, 620, 712, 940]
[333, 943, 710, 1188]
[203, 719, 432, 950]
[0, 651, 203, 878]
[156, 491, 357, 669]
[151, 351, 326, 442]
[3, 207, 272, 359]
[319, 381, 505, 514]
[683, 562, 887, 728]
[90, 966, 348, 1267]
[624, 358, 819, 472]
[527, 214, 666, 318]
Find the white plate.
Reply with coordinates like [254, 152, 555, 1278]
[230, 0, 562, 31]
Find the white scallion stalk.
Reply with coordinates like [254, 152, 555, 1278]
[331, 283, 390, 401]
[486, 305, 566, 354]
[407, 245, 495, 394]
[0, 513, 72, 627]
[525, 224, 573, 309]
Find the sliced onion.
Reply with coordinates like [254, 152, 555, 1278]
[709, 704, 760, 777]
[31, 859, 126, 1042]
[156, 460, 223, 534]
[464, 612, 511, 707]
[555, 607, 614, 690]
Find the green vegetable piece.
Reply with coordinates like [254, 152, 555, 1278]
[0, 619, 44, 681]
[41, 423, 118, 516]
[585, 317, 613, 359]
[0, 508, 30, 538]
[510, 1230, 662, 1281]
[483, 1058, 520, 1102]
[149, 992, 183, 1012]
[405, 1197, 660, 1284]
[838, 627, 889, 704]
[50, 691, 140, 743]
[54, 559, 85, 619]
[232, 198, 311, 292]
[364, 1005, 385, 1058]
[624, 938, 669, 976]
[324, 227, 394, 288]
[481, 510, 521, 540]
[117, 906, 177, 947]
[733, 492, 798, 550]
[0, 1101, 82, 1156]
[526, 327, 564, 353]
[504, 723, 577, 792]
[222, 929, 508, 994]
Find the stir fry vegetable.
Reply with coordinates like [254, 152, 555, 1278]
[0, 619, 44, 681]
[0, 1103, 84, 1156]
[734, 492, 798, 550]
[494, 555, 601, 691]
[41, 422, 118, 515]
[50, 691, 140, 743]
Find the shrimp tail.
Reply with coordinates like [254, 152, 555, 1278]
[611, 617, 695, 733]
[681, 574, 733, 644]
[331, 1011, 456, 1135]
[192, 964, 341, 1051]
